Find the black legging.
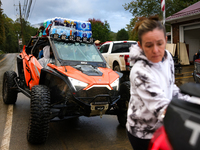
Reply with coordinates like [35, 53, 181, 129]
[127, 131, 151, 150]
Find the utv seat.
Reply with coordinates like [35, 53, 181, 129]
[38, 46, 54, 69]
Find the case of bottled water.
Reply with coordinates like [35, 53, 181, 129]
[43, 17, 92, 39]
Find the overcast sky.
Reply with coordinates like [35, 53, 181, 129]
[1, 0, 133, 33]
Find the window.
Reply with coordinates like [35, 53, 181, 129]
[99, 44, 110, 53]
[54, 41, 104, 62]
[111, 42, 136, 53]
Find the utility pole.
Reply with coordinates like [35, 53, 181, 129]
[19, 1, 24, 46]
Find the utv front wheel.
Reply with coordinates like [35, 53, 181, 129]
[117, 81, 130, 127]
[27, 85, 51, 144]
[2, 71, 18, 104]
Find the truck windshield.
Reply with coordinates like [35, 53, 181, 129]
[53, 41, 104, 62]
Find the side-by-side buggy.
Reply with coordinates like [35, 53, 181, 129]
[2, 34, 130, 144]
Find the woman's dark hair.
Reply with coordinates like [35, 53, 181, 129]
[134, 16, 166, 44]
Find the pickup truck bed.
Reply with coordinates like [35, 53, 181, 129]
[99, 41, 137, 81]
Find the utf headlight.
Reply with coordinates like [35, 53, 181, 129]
[110, 78, 119, 91]
[68, 77, 88, 91]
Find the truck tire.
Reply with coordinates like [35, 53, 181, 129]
[114, 65, 121, 72]
[27, 85, 51, 144]
[117, 81, 130, 127]
[2, 71, 18, 104]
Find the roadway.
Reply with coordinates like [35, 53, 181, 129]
[0, 53, 132, 150]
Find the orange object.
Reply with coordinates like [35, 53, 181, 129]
[21, 45, 42, 89]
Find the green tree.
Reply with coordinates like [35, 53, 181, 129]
[110, 31, 117, 41]
[124, 0, 199, 40]
[123, 0, 163, 40]
[88, 18, 111, 43]
[124, 0, 199, 21]
[166, 0, 199, 17]
[123, 0, 162, 18]
[0, 1, 37, 53]
[126, 17, 139, 41]
[20, 18, 37, 45]
[14, 18, 37, 50]
[4, 14, 18, 52]
[0, 14, 37, 53]
[116, 28, 129, 41]
[0, 0, 6, 51]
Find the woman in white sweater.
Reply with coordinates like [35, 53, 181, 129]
[126, 16, 189, 150]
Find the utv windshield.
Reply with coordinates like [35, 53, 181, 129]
[54, 41, 104, 62]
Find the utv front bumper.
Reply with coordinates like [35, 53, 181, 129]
[73, 87, 120, 116]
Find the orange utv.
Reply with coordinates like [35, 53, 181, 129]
[2, 35, 130, 144]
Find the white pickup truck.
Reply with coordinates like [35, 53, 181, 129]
[99, 41, 137, 81]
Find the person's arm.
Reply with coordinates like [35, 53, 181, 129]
[172, 84, 190, 101]
[39, 50, 43, 59]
